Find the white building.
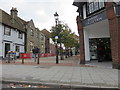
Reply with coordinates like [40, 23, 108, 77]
[0, 8, 26, 58]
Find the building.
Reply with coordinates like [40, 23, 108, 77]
[0, 8, 46, 59]
[50, 38, 56, 54]
[73, 1, 120, 69]
[41, 29, 50, 53]
[0, 8, 26, 59]
[26, 20, 45, 53]
[25, 20, 45, 54]
[39, 30, 45, 54]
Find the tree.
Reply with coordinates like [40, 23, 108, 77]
[50, 23, 79, 58]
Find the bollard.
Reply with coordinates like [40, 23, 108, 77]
[22, 53, 24, 64]
[37, 53, 40, 64]
[8, 53, 10, 63]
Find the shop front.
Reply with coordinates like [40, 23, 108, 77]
[74, 2, 120, 69]
[89, 38, 112, 62]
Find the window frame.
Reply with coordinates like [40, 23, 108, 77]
[16, 46, 20, 52]
[30, 29, 34, 36]
[4, 26, 11, 36]
[30, 41, 33, 52]
[41, 34, 44, 41]
[18, 31, 23, 39]
[87, 0, 105, 15]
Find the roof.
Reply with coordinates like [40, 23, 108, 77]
[73, 0, 87, 7]
[41, 29, 50, 38]
[0, 9, 27, 32]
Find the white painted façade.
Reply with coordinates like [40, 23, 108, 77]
[0, 8, 26, 58]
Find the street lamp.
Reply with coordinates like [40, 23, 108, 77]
[54, 12, 59, 64]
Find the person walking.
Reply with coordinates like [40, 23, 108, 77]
[32, 47, 37, 62]
[32, 47, 40, 62]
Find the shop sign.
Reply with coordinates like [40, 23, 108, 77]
[82, 11, 107, 26]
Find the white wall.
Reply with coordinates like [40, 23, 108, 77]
[2, 24, 25, 58]
[85, 20, 110, 39]
[3, 28, 25, 45]
[83, 4, 87, 19]
[0, 23, 3, 57]
[84, 29, 90, 61]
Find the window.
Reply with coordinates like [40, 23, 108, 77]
[16, 46, 20, 52]
[37, 32, 39, 38]
[88, 2, 94, 14]
[18, 31, 23, 39]
[94, 0, 99, 11]
[41, 35, 44, 40]
[99, 0, 105, 9]
[30, 41, 33, 52]
[30, 29, 34, 36]
[87, 0, 105, 15]
[4, 26, 11, 36]
[41, 44, 44, 48]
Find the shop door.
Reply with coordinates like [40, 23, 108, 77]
[97, 38, 112, 62]
[5, 43, 10, 57]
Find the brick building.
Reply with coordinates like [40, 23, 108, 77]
[73, 1, 120, 69]
[41, 29, 50, 53]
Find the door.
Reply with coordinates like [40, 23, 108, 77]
[5, 43, 10, 57]
[97, 38, 112, 62]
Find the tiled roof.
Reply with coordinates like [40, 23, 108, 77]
[0, 9, 26, 32]
[41, 29, 50, 38]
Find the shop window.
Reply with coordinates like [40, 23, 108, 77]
[16, 46, 20, 52]
[4, 26, 11, 36]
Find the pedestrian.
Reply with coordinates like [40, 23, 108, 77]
[32, 47, 40, 62]
[32, 47, 37, 62]
[70, 50, 73, 56]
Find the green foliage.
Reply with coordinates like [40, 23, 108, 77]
[50, 23, 79, 49]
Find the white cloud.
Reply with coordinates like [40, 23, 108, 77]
[0, 0, 79, 35]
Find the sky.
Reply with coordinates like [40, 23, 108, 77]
[0, 0, 79, 35]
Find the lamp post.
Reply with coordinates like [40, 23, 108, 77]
[54, 12, 59, 64]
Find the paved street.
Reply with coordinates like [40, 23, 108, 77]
[1, 56, 119, 89]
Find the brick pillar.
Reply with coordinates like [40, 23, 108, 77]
[76, 16, 85, 64]
[106, 2, 120, 69]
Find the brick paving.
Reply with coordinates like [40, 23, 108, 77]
[1, 55, 119, 89]
[1, 55, 93, 67]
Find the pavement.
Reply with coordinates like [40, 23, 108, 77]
[1, 56, 119, 89]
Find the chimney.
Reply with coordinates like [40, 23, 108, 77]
[10, 7, 18, 18]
